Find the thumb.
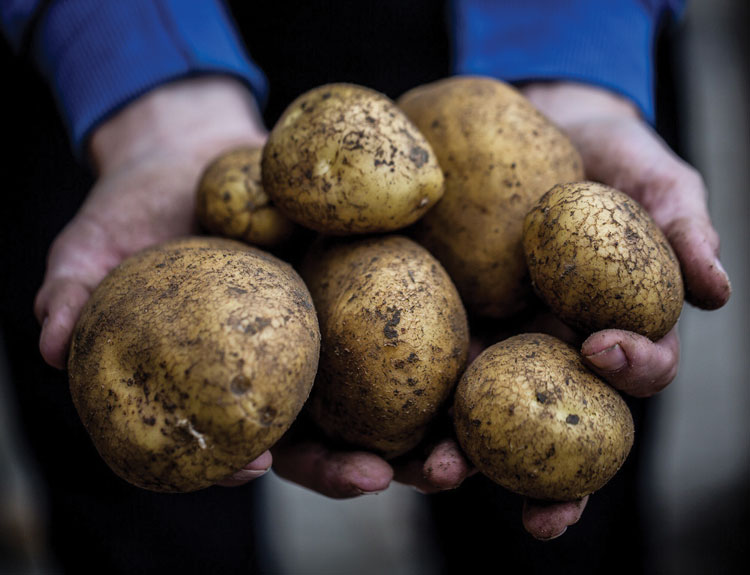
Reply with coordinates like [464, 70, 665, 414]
[34, 278, 94, 369]
[662, 215, 731, 310]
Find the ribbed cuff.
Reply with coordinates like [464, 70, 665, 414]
[451, 0, 667, 123]
[31, 0, 268, 157]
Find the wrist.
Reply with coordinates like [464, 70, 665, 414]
[521, 82, 640, 128]
[89, 76, 267, 175]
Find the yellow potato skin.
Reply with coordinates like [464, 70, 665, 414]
[68, 237, 320, 492]
[454, 333, 634, 501]
[398, 76, 584, 318]
[302, 235, 469, 458]
[262, 83, 445, 235]
[523, 182, 684, 341]
[196, 147, 296, 247]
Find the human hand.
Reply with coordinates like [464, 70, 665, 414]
[500, 81, 732, 539]
[32, 76, 271, 486]
[270, 414, 475, 498]
[522, 81, 731, 398]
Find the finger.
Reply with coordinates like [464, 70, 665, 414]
[34, 278, 94, 369]
[663, 215, 731, 310]
[581, 327, 680, 397]
[393, 439, 476, 493]
[216, 450, 273, 487]
[422, 439, 476, 490]
[522, 496, 589, 540]
[271, 441, 393, 499]
[392, 458, 439, 494]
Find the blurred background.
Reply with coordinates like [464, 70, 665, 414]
[1, 0, 747, 573]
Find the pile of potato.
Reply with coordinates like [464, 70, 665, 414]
[68, 77, 683, 501]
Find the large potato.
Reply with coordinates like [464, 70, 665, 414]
[398, 76, 583, 318]
[68, 237, 320, 492]
[302, 235, 469, 458]
[454, 333, 634, 501]
[523, 182, 683, 340]
[262, 83, 444, 234]
[196, 146, 297, 247]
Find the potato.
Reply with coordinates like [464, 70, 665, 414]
[454, 333, 634, 501]
[68, 237, 320, 492]
[398, 76, 583, 318]
[302, 235, 469, 458]
[262, 83, 444, 234]
[196, 146, 297, 247]
[523, 182, 683, 340]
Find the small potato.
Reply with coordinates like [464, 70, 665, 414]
[398, 76, 583, 318]
[68, 237, 320, 492]
[302, 235, 469, 458]
[454, 333, 634, 501]
[196, 147, 297, 247]
[262, 83, 444, 234]
[523, 182, 683, 340]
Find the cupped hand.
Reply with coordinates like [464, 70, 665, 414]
[505, 81, 732, 540]
[523, 81, 731, 399]
[32, 77, 270, 487]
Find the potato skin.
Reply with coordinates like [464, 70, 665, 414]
[523, 182, 684, 340]
[302, 235, 469, 458]
[398, 76, 583, 318]
[196, 147, 297, 247]
[68, 237, 320, 492]
[454, 333, 634, 501]
[262, 83, 444, 234]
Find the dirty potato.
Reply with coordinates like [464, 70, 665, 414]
[196, 146, 297, 247]
[454, 333, 634, 501]
[398, 76, 583, 318]
[302, 235, 469, 458]
[68, 237, 320, 492]
[262, 83, 444, 234]
[523, 182, 683, 340]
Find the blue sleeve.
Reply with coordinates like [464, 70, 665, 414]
[451, 0, 684, 123]
[1, 0, 268, 156]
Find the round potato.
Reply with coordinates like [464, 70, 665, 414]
[262, 83, 444, 234]
[398, 76, 583, 318]
[68, 237, 320, 492]
[454, 333, 634, 501]
[523, 181, 683, 340]
[302, 235, 469, 458]
[196, 146, 297, 247]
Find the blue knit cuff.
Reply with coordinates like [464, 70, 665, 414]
[31, 0, 268, 157]
[452, 0, 668, 123]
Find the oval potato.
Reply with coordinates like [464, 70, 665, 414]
[262, 83, 444, 234]
[398, 76, 583, 318]
[196, 146, 297, 247]
[454, 333, 634, 501]
[68, 237, 320, 492]
[523, 181, 683, 340]
[302, 235, 469, 458]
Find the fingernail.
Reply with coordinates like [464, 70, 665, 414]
[232, 467, 271, 481]
[538, 526, 567, 541]
[714, 257, 728, 279]
[359, 489, 385, 495]
[585, 344, 626, 373]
